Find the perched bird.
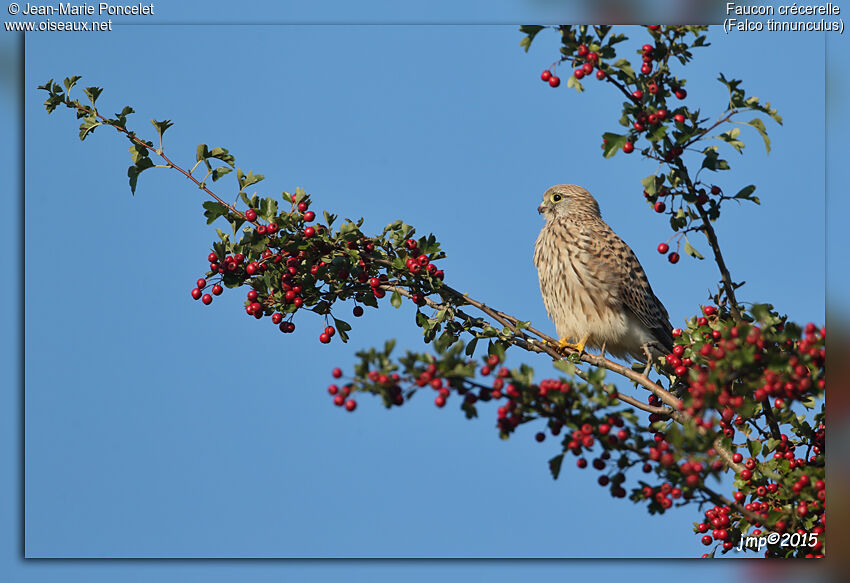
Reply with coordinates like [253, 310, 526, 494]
[533, 184, 674, 362]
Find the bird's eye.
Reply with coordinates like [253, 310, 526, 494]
[551, 193, 562, 203]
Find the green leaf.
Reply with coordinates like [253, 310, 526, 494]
[150, 119, 174, 141]
[237, 168, 265, 190]
[734, 185, 756, 200]
[203, 201, 228, 224]
[465, 337, 479, 356]
[612, 58, 635, 82]
[640, 174, 660, 196]
[553, 359, 576, 375]
[718, 127, 745, 153]
[196, 144, 210, 163]
[601, 132, 627, 158]
[127, 157, 155, 194]
[743, 118, 770, 153]
[435, 331, 455, 353]
[78, 115, 100, 140]
[212, 167, 232, 182]
[63, 75, 82, 92]
[747, 440, 762, 458]
[333, 317, 352, 343]
[209, 147, 235, 167]
[519, 25, 545, 52]
[700, 146, 730, 171]
[82, 86, 103, 106]
[683, 240, 704, 260]
[390, 290, 402, 309]
[549, 453, 564, 479]
[128, 143, 149, 163]
[566, 74, 584, 93]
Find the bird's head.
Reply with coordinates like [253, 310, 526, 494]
[537, 184, 602, 220]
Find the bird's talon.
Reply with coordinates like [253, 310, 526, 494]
[556, 338, 586, 355]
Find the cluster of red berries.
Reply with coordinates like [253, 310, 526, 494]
[326, 377, 357, 412]
[697, 505, 736, 551]
[540, 43, 607, 89]
[400, 239, 443, 307]
[539, 69, 560, 88]
[572, 44, 603, 80]
[190, 191, 449, 345]
[190, 275, 224, 305]
[642, 481, 684, 509]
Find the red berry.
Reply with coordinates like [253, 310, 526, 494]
[656, 109, 667, 120]
[272, 312, 283, 324]
[581, 62, 594, 75]
[319, 332, 331, 344]
[535, 432, 545, 443]
[648, 25, 661, 30]
[697, 193, 709, 205]
[732, 453, 743, 463]
[674, 113, 686, 124]
[344, 399, 357, 412]
[654, 201, 666, 213]
[668, 252, 680, 264]
[325, 325, 336, 337]
[657, 243, 669, 254]
[703, 306, 717, 316]
[435, 395, 446, 408]
[623, 142, 634, 154]
[711, 185, 721, 195]
[207, 252, 218, 263]
[642, 44, 654, 53]
[304, 226, 316, 238]
[196, 278, 207, 289]
[201, 293, 212, 305]
[577, 44, 588, 56]
[541, 70, 552, 82]
[675, 88, 687, 99]
[247, 290, 258, 301]
[245, 208, 257, 221]
[641, 63, 652, 75]
[549, 75, 561, 87]
[574, 69, 585, 80]
[595, 69, 606, 80]
[212, 284, 223, 296]
[353, 305, 364, 317]
[587, 51, 599, 62]
[332, 367, 342, 378]
[632, 90, 643, 100]
[297, 201, 308, 212]
[191, 288, 202, 300]
[303, 210, 316, 222]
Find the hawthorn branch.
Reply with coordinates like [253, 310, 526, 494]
[676, 164, 742, 321]
[64, 100, 258, 228]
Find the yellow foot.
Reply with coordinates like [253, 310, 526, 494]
[556, 336, 588, 355]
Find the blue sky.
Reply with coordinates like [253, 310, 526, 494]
[1, 1, 844, 581]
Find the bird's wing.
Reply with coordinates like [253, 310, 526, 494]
[584, 220, 675, 353]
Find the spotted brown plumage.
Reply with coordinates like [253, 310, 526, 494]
[533, 184, 674, 361]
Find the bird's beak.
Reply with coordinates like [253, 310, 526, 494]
[537, 204, 544, 215]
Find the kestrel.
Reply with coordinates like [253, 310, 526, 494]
[533, 184, 674, 362]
